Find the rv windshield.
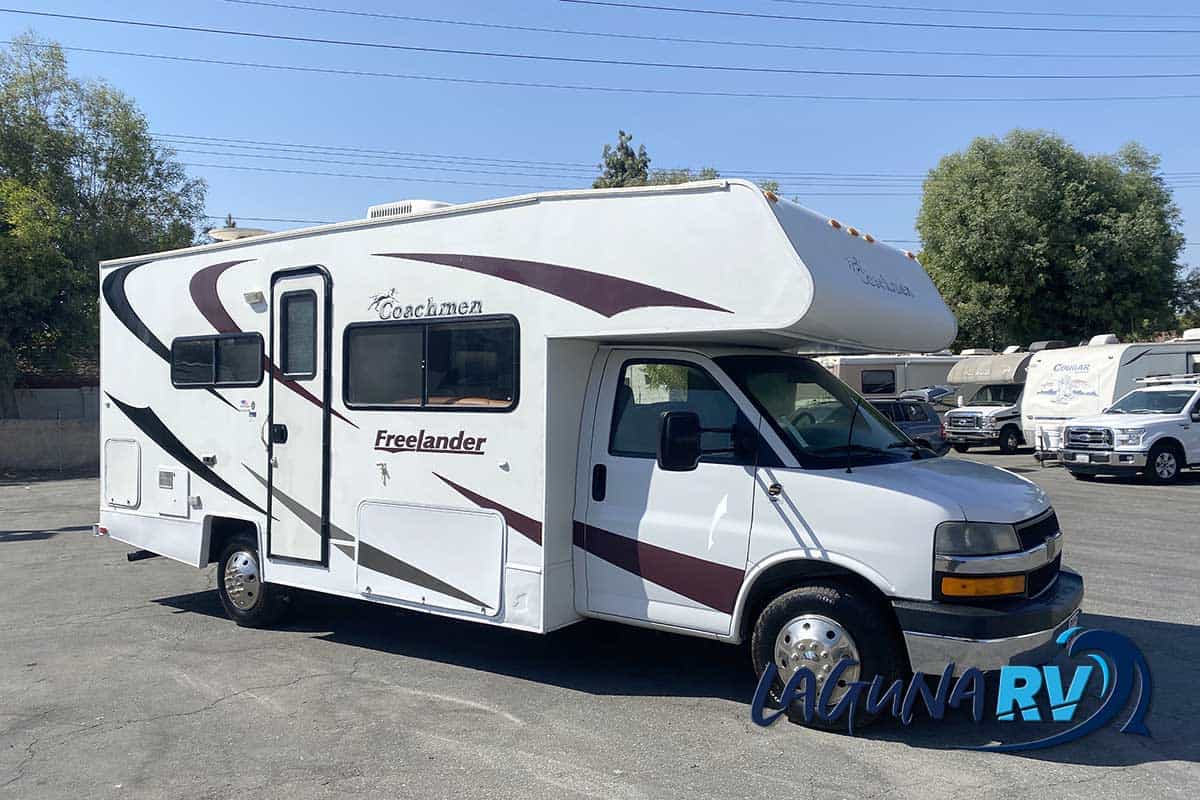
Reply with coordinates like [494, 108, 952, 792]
[716, 355, 925, 468]
[1107, 389, 1196, 415]
[965, 383, 1023, 406]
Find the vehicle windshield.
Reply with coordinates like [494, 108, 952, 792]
[717, 355, 928, 468]
[963, 383, 1023, 406]
[1107, 389, 1197, 415]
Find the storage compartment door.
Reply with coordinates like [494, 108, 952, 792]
[356, 501, 504, 616]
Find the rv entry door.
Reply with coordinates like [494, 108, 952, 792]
[267, 269, 331, 563]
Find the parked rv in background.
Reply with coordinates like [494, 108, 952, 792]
[816, 352, 963, 397]
[1022, 332, 1200, 458]
[943, 346, 1040, 454]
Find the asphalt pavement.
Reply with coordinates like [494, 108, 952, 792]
[1, 451, 1196, 799]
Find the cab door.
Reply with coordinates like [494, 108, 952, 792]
[267, 268, 331, 563]
[579, 350, 761, 635]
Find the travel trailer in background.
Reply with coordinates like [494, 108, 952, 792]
[815, 352, 963, 397]
[97, 179, 1081, 724]
[943, 347, 1037, 454]
[1022, 332, 1200, 459]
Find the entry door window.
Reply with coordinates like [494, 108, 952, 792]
[609, 361, 747, 464]
[281, 291, 317, 379]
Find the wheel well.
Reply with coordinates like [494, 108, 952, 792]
[203, 516, 258, 565]
[1000, 422, 1023, 441]
[737, 559, 899, 644]
[1150, 437, 1185, 457]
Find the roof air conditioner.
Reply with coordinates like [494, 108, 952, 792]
[366, 199, 452, 220]
[1088, 334, 1120, 346]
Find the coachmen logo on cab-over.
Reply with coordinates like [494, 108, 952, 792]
[374, 429, 487, 455]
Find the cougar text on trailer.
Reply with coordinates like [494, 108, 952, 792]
[98, 180, 1082, 724]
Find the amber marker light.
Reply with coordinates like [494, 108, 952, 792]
[940, 575, 1026, 598]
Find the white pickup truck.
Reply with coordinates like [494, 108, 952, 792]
[1060, 375, 1200, 484]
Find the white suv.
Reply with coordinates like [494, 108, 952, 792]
[1060, 376, 1200, 484]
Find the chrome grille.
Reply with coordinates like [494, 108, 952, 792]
[1065, 426, 1113, 450]
[947, 413, 981, 429]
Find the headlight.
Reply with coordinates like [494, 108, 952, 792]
[934, 521, 1020, 556]
[981, 419, 997, 429]
[1114, 428, 1144, 447]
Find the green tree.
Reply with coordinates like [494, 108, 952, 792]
[646, 166, 720, 185]
[1176, 267, 1200, 330]
[916, 130, 1185, 349]
[0, 33, 205, 413]
[593, 130, 650, 188]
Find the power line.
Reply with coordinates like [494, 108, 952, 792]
[27, 41, 1200, 104]
[181, 162, 571, 190]
[217, 0, 1200, 59]
[7, 8, 1200, 79]
[560, 0, 1200, 34]
[767, 0, 1200, 19]
[203, 214, 334, 224]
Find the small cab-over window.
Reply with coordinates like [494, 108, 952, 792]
[344, 316, 518, 410]
[171, 333, 263, 388]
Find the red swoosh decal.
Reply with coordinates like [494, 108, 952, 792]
[434, 473, 543, 545]
[188, 259, 359, 429]
[375, 253, 732, 317]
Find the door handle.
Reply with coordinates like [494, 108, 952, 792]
[591, 464, 607, 502]
[766, 482, 783, 501]
[270, 423, 289, 444]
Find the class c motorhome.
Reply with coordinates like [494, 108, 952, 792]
[1022, 332, 1200, 459]
[942, 348, 1036, 454]
[98, 179, 1081, 722]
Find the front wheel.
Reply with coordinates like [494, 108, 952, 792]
[997, 426, 1022, 455]
[1145, 442, 1182, 485]
[750, 582, 907, 730]
[217, 534, 291, 627]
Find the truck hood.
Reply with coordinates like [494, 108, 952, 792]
[949, 404, 1015, 418]
[1066, 413, 1176, 429]
[791, 456, 1050, 524]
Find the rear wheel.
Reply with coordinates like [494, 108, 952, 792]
[997, 426, 1022, 455]
[1145, 442, 1182, 485]
[952, 444, 971, 453]
[216, 534, 291, 627]
[750, 581, 907, 730]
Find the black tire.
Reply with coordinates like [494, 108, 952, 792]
[952, 444, 971, 453]
[997, 426, 1022, 455]
[1067, 470, 1096, 482]
[1144, 442, 1183, 485]
[750, 581, 908, 730]
[216, 533, 291, 627]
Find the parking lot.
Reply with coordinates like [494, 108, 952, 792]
[1, 451, 1196, 800]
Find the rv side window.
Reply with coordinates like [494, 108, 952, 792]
[426, 320, 517, 408]
[345, 326, 424, 407]
[343, 316, 518, 411]
[280, 291, 318, 379]
[171, 334, 263, 388]
[609, 360, 745, 464]
[861, 369, 896, 395]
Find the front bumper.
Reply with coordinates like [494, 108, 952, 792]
[945, 430, 998, 444]
[893, 568, 1083, 674]
[1061, 448, 1147, 470]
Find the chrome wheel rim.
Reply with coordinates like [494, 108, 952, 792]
[223, 549, 261, 611]
[773, 614, 860, 707]
[1155, 452, 1177, 479]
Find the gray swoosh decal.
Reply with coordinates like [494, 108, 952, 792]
[242, 465, 353, 541]
[358, 541, 490, 610]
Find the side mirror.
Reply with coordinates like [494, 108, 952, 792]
[1191, 412, 1200, 423]
[658, 411, 702, 472]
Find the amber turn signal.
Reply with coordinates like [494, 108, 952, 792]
[940, 574, 1025, 598]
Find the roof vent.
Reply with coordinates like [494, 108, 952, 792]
[366, 199, 452, 220]
[1028, 340, 1069, 352]
[959, 348, 995, 356]
[1181, 328, 1200, 341]
[1002, 345, 1022, 354]
[1088, 333, 1120, 346]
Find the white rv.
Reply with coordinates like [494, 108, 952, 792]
[816, 352, 962, 397]
[97, 180, 1081, 721]
[1022, 332, 1200, 459]
[943, 349, 1034, 454]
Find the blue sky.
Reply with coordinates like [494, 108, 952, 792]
[4, 0, 1199, 266]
